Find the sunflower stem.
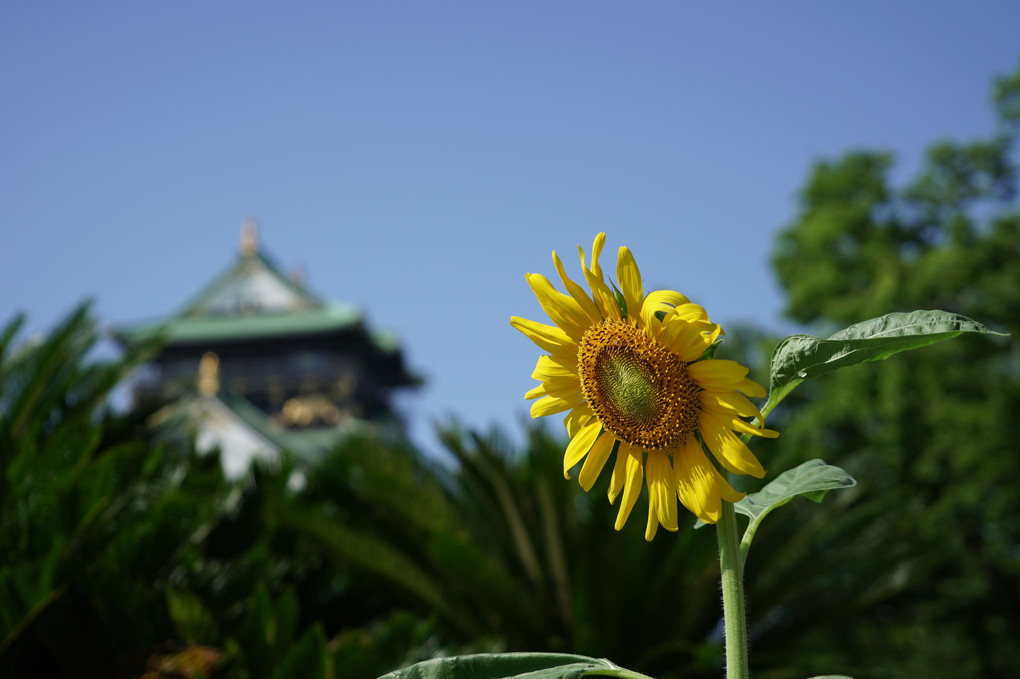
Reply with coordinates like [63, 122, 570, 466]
[716, 500, 749, 679]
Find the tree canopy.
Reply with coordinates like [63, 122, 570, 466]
[758, 60, 1020, 678]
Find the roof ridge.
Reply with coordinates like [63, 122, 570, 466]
[176, 248, 323, 318]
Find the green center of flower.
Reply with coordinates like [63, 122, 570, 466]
[578, 319, 702, 450]
[599, 352, 658, 423]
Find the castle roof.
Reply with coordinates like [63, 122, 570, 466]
[114, 229, 401, 356]
[112, 222, 419, 477]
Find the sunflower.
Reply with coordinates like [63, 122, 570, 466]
[511, 233, 778, 540]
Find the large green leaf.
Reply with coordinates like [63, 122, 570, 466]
[378, 653, 649, 679]
[735, 460, 856, 564]
[765, 310, 1005, 415]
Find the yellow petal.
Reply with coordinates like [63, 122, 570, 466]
[700, 392, 777, 432]
[671, 302, 712, 324]
[659, 316, 718, 362]
[644, 289, 690, 309]
[686, 359, 749, 387]
[722, 414, 780, 439]
[700, 390, 763, 421]
[590, 233, 607, 280]
[532, 355, 578, 380]
[578, 244, 621, 320]
[553, 250, 602, 324]
[736, 378, 767, 399]
[531, 391, 583, 418]
[526, 273, 590, 340]
[564, 403, 594, 438]
[524, 375, 579, 400]
[608, 442, 629, 502]
[644, 502, 659, 542]
[510, 317, 576, 357]
[640, 289, 690, 333]
[613, 443, 644, 530]
[687, 363, 768, 399]
[563, 418, 601, 479]
[579, 433, 616, 491]
[616, 246, 644, 322]
[700, 411, 767, 478]
[674, 437, 743, 524]
[647, 453, 678, 532]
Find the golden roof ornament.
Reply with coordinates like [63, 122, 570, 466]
[197, 352, 220, 396]
[240, 219, 259, 257]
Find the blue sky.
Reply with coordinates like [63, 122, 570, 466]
[2, 2, 1018, 456]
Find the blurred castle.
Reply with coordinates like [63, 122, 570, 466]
[114, 221, 419, 477]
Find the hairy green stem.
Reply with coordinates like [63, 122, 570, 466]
[716, 501, 748, 679]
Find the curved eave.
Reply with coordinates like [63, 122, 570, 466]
[176, 251, 323, 317]
[113, 304, 363, 346]
[113, 306, 421, 385]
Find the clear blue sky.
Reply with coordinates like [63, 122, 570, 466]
[2, 2, 1018, 456]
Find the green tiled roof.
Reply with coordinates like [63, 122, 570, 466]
[114, 242, 413, 364]
[177, 251, 322, 316]
[115, 303, 366, 346]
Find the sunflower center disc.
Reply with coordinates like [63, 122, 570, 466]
[578, 319, 702, 450]
[601, 353, 657, 423]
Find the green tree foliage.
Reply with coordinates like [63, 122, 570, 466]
[755, 62, 1020, 678]
[0, 303, 743, 678]
[0, 306, 367, 678]
[0, 304, 229, 676]
[281, 425, 730, 678]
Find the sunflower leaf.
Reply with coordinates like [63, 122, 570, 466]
[377, 652, 640, 679]
[734, 459, 856, 564]
[764, 310, 1006, 416]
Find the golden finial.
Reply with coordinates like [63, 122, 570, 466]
[197, 352, 220, 396]
[240, 219, 259, 257]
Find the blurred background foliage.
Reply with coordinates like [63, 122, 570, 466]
[1, 63, 1018, 679]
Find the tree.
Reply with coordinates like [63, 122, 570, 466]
[0, 306, 341, 678]
[753, 61, 1020, 678]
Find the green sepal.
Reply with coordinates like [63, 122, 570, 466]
[610, 281, 628, 319]
[696, 341, 721, 361]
